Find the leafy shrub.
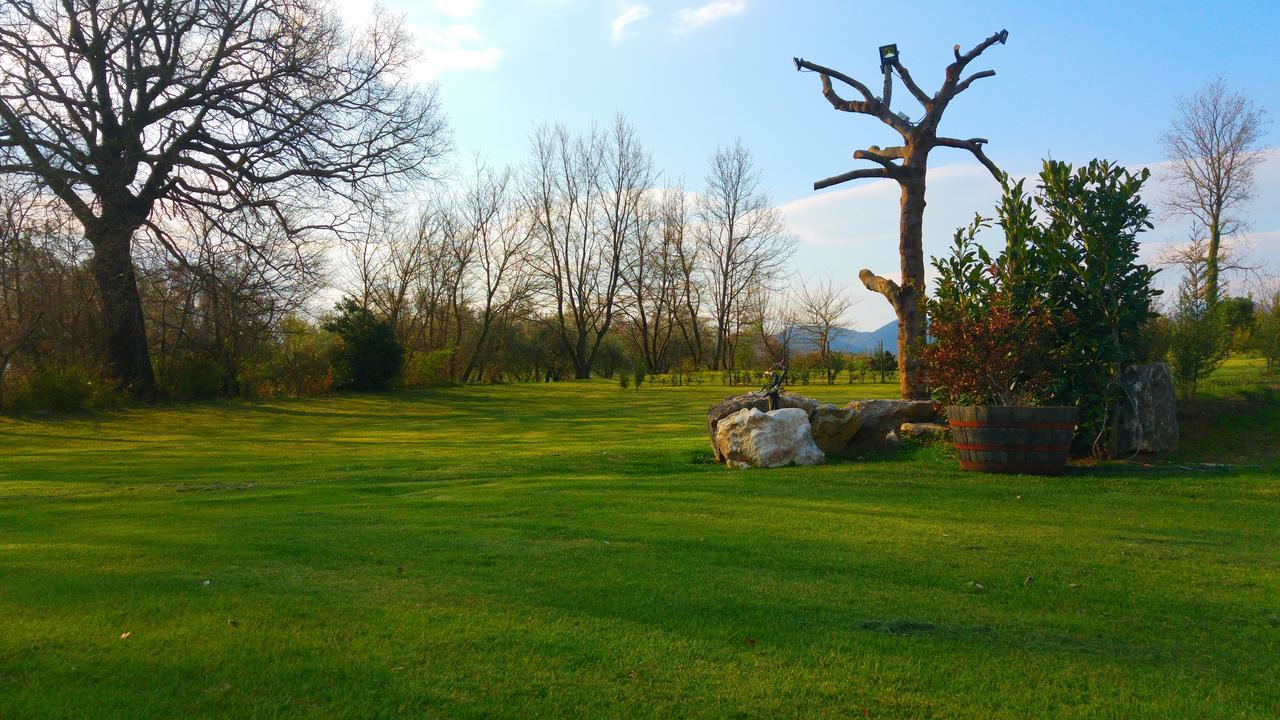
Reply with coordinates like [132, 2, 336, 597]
[618, 373, 630, 389]
[237, 315, 335, 398]
[10, 365, 100, 413]
[1138, 315, 1172, 364]
[1246, 292, 1280, 374]
[159, 355, 227, 401]
[927, 160, 1161, 455]
[632, 367, 645, 389]
[1169, 283, 1230, 402]
[323, 298, 403, 391]
[402, 348, 454, 388]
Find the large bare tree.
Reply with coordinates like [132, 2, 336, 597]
[0, 0, 449, 398]
[1160, 76, 1269, 307]
[699, 140, 792, 371]
[794, 30, 1008, 399]
[526, 118, 649, 379]
[621, 186, 686, 373]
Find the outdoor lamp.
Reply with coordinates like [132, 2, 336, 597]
[879, 44, 898, 71]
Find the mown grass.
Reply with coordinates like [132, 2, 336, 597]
[1, 371, 1277, 718]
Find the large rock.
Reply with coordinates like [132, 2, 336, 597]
[809, 404, 863, 455]
[714, 408, 826, 469]
[1117, 362, 1178, 454]
[706, 392, 820, 462]
[841, 400, 939, 455]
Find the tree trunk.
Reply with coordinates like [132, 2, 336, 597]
[460, 314, 492, 383]
[87, 219, 155, 400]
[1206, 220, 1221, 308]
[896, 173, 929, 400]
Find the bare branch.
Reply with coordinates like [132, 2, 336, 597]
[794, 57, 876, 104]
[814, 167, 893, 191]
[794, 57, 911, 135]
[935, 137, 1005, 181]
[858, 269, 901, 309]
[955, 69, 996, 95]
[951, 29, 1008, 74]
[889, 60, 932, 109]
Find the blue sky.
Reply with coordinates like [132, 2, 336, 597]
[345, 0, 1280, 328]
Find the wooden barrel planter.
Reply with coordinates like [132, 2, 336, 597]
[947, 405, 1077, 475]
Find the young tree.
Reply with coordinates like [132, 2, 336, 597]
[1169, 264, 1230, 402]
[699, 140, 793, 370]
[0, 0, 449, 398]
[744, 285, 800, 366]
[1249, 288, 1280, 375]
[1160, 76, 1269, 307]
[794, 30, 1009, 399]
[797, 278, 856, 384]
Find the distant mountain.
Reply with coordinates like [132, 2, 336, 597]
[787, 320, 897, 355]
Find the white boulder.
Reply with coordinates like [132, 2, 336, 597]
[714, 407, 827, 470]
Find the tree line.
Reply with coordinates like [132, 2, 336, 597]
[0, 0, 852, 410]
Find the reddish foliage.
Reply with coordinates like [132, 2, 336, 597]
[923, 296, 1062, 405]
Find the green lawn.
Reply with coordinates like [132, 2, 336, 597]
[1, 373, 1278, 718]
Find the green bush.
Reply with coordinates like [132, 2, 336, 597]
[927, 160, 1160, 455]
[324, 298, 403, 391]
[402, 348, 454, 388]
[237, 316, 335, 398]
[1169, 283, 1231, 402]
[10, 365, 100, 413]
[159, 355, 227, 401]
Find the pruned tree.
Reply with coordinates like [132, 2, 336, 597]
[794, 30, 1009, 399]
[1160, 76, 1269, 307]
[0, 0, 449, 398]
[699, 140, 793, 371]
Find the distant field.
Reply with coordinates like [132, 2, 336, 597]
[1, 370, 1277, 718]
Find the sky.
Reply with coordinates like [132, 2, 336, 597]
[342, 0, 1280, 329]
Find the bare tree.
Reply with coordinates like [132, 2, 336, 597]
[622, 186, 683, 373]
[526, 118, 648, 379]
[1160, 76, 1269, 307]
[0, 179, 96, 405]
[794, 30, 1009, 398]
[458, 161, 532, 382]
[665, 180, 706, 365]
[699, 140, 793, 371]
[0, 0, 449, 398]
[0, 181, 46, 404]
[1155, 231, 1258, 297]
[743, 284, 799, 366]
[797, 277, 857, 383]
[141, 212, 324, 393]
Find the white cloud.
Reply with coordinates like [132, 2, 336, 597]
[434, 0, 479, 18]
[611, 4, 651, 44]
[414, 24, 503, 80]
[674, 0, 746, 34]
